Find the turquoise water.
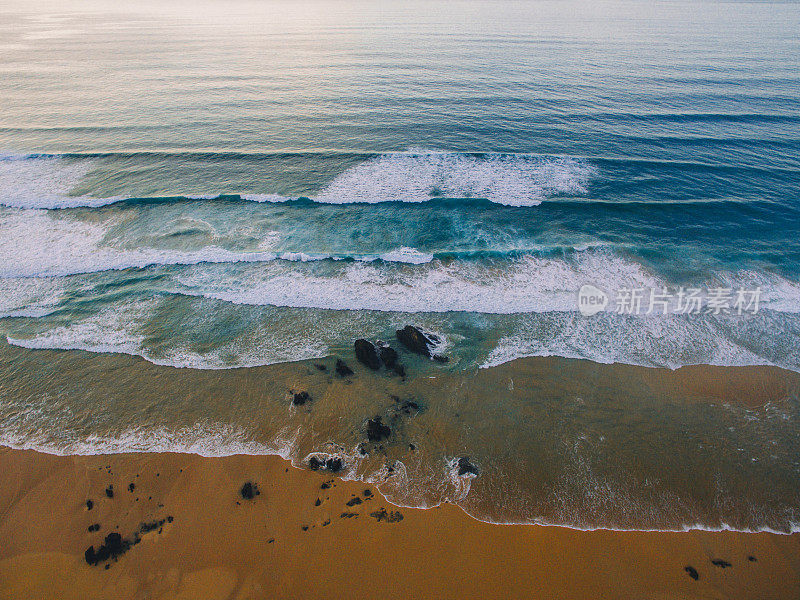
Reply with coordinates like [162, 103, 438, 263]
[1, 0, 799, 530]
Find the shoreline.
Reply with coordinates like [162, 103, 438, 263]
[2, 442, 798, 537]
[2, 340, 799, 533]
[2, 446, 799, 599]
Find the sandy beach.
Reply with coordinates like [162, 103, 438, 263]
[1, 446, 798, 600]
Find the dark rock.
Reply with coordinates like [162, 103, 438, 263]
[309, 457, 344, 473]
[456, 457, 479, 477]
[268, 538, 275, 543]
[748, 555, 757, 562]
[354, 339, 381, 370]
[301, 525, 308, 531]
[345, 497, 362, 507]
[357, 443, 368, 456]
[369, 508, 404, 523]
[105, 485, 114, 499]
[340, 512, 358, 518]
[167, 516, 173, 523]
[320, 481, 331, 490]
[139, 519, 166, 533]
[378, 345, 399, 369]
[240, 481, 259, 500]
[314, 363, 327, 371]
[684, 566, 699, 580]
[88, 523, 100, 532]
[393, 364, 406, 378]
[84, 532, 131, 566]
[366, 416, 391, 442]
[395, 325, 438, 357]
[86, 500, 94, 510]
[314, 498, 321, 507]
[335, 359, 353, 377]
[711, 559, 732, 568]
[322, 519, 331, 527]
[128, 483, 135, 493]
[363, 489, 373, 498]
[325, 458, 343, 473]
[292, 391, 311, 406]
[409, 443, 416, 451]
[432, 354, 449, 363]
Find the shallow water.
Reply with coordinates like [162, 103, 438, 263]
[1, 341, 798, 531]
[0, 0, 799, 530]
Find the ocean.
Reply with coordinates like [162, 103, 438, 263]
[1, 0, 799, 531]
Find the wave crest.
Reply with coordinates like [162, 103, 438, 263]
[0, 151, 595, 209]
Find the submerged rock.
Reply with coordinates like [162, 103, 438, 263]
[105, 485, 114, 499]
[711, 559, 732, 568]
[292, 391, 311, 406]
[86, 500, 94, 511]
[335, 359, 354, 377]
[365, 416, 391, 442]
[354, 339, 381, 370]
[456, 457, 479, 477]
[684, 566, 699, 580]
[395, 399, 422, 416]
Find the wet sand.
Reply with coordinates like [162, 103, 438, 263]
[1, 446, 798, 600]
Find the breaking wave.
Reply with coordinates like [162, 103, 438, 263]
[0, 151, 596, 209]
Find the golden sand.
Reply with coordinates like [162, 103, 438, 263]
[0, 446, 797, 600]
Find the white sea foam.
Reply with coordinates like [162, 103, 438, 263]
[179, 251, 661, 314]
[0, 151, 594, 209]
[5, 296, 336, 369]
[0, 210, 440, 278]
[480, 311, 798, 371]
[0, 277, 65, 318]
[0, 422, 288, 458]
[315, 151, 596, 206]
[0, 153, 123, 209]
[378, 247, 434, 264]
[0, 209, 282, 277]
[239, 193, 295, 203]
